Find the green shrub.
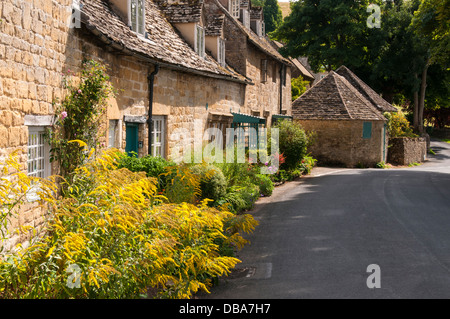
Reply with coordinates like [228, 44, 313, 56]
[273, 120, 309, 171]
[253, 174, 274, 196]
[118, 154, 174, 191]
[189, 164, 227, 202]
[384, 109, 417, 138]
[219, 184, 260, 213]
[0, 150, 258, 299]
[298, 155, 317, 175]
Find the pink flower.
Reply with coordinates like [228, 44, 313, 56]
[77, 89, 82, 94]
[61, 111, 68, 119]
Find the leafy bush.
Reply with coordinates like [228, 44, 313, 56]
[46, 60, 116, 183]
[384, 109, 417, 138]
[298, 155, 317, 175]
[218, 184, 260, 213]
[189, 164, 227, 202]
[291, 76, 310, 101]
[118, 154, 174, 191]
[273, 120, 309, 171]
[253, 174, 274, 196]
[0, 150, 257, 299]
[162, 164, 201, 204]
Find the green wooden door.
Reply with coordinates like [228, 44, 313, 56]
[125, 123, 139, 157]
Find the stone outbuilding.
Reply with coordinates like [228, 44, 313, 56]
[292, 68, 392, 167]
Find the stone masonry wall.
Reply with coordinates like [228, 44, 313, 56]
[153, 67, 245, 160]
[245, 42, 291, 126]
[0, 0, 74, 250]
[387, 137, 427, 166]
[297, 119, 386, 168]
[0, 0, 247, 249]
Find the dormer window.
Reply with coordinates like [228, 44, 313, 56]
[130, 0, 145, 35]
[229, 0, 240, 18]
[218, 38, 226, 67]
[240, 9, 250, 29]
[196, 25, 205, 58]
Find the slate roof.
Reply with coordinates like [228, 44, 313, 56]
[270, 41, 315, 81]
[336, 66, 397, 113]
[292, 71, 386, 121]
[79, 0, 248, 83]
[211, 0, 291, 65]
[153, 0, 204, 23]
[250, 6, 263, 20]
[205, 14, 225, 36]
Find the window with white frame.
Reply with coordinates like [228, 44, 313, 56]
[108, 120, 119, 148]
[151, 116, 166, 158]
[27, 127, 50, 178]
[130, 0, 145, 36]
[261, 21, 265, 36]
[196, 25, 205, 58]
[242, 9, 250, 29]
[218, 38, 226, 67]
[229, 0, 240, 18]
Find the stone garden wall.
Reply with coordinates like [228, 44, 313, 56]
[387, 137, 427, 166]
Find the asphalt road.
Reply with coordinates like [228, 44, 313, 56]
[205, 139, 450, 299]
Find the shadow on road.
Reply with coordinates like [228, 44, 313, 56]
[202, 167, 450, 299]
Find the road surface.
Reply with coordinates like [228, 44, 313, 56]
[205, 139, 450, 299]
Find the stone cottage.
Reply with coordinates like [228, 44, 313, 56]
[292, 69, 391, 167]
[0, 0, 291, 247]
[204, 0, 293, 127]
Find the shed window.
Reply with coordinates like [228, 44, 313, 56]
[363, 122, 372, 139]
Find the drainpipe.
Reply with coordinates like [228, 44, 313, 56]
[147, 64, 160, 156]
[279, 64, 284, 115]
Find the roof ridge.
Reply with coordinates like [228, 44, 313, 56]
[336, 65, 397, 113]
[332, 72, 354, 119]
[333, 72, 385, 120]
[211, 0, 291, 65]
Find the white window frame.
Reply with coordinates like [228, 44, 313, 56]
[27, 126, 51, 179]
[151, 116, 166, 158]
[195, 24, 205, 58]
[108, 120, 120, 149]
[218, 38, 226, 67]
[229, 0, 240, 18]
[130, 0, 145, 36]
[242, 9, 250, 29]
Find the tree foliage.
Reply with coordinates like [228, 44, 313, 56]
[263, 0, 283, 34]
[274, 0, 449, 132]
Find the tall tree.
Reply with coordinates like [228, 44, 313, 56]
[263, 0, 283, 34]
[410, 0, 450, 132]
[273, 0, 378, 72]
[274, 0, 449, 133]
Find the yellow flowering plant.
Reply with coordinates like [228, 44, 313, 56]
[0, 149, 257, 298]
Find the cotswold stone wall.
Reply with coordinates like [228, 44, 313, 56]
[153, 67, 245, 159]
[245, 43, 292, 126]
[0, 0, 247, 249]
[297, 119, 387, 168]
[0, 0, 74, 249]
[387, 137, 427, 166]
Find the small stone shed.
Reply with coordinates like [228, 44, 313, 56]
[292, 67, 396, 167]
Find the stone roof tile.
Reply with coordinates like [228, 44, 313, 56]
[80, 0, 248, 83]
[336, 66, 398, 113]
[292, 71, 386, 121]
